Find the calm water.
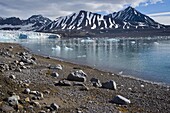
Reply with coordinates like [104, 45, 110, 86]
[1, 36, 170, 84]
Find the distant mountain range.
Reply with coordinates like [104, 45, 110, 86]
[0, 6, 167, 32]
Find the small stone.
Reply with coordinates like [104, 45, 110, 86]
[141, 84, 144, 88]
[43, 90, 50, 94]
[17, 104, 24, 110]
[39, 110, 46, 113]
[9, 46, 14, 49]
[9, 75, 16, 79]
[102, 80, 117, 90]
[19, 62, 25, 66]
[50, 103, 59, 111]
[90, 78, 102, 87]
[55, 80, 72, 86]
[30, 91, 38, 95]
[80, 85, 89, 91]
[112, 95, 131, 105]
[51, 72, 59, 77]
[30, 101, 41, 108]
[49, 64, 62, 70]
[25, 97, 30, 102]
[24, 88, 31, 94]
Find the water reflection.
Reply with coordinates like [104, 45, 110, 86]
[11, 36, 170, 84]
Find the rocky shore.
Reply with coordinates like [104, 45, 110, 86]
[0, 43, 170, 113]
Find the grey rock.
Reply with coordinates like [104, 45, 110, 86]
[50, 103, 59, 111]
[102, 80, 117, 90]
[55, 80, 72, 86]
[9, 75, 16, 79]
[90, 78, 102, 87]
[24, 88, 31, 94]
[112, 95, 131, 105]
[67, 70, 87, 82]
[51, 72, 59, 77]
[19, 62, 25, 66]
[49, 64, 62, 70]
[8, 95, 20, 106]
[0, 105, 15, 112]
[30, 101, 41, 108]
[39, 110, 46, 113]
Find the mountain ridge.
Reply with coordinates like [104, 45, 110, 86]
[0, 7, 167, 32]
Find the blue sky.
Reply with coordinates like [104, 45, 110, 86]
[0, 0, 169, 25]
[136, 0, 170, 24]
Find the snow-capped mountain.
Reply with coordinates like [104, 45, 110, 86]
[0, 15, 52, 31]
[41, 6, 164, 31]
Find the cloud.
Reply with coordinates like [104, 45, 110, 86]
[151, 15, 170, 25]
[0, 0, 163, 20]
[148, 12, 170, 17]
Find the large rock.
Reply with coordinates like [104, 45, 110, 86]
[8, 95, 20, 106]
[67, 70, 87, 82]
[102, 80, 117, 90]
[112, 95, 131, 105]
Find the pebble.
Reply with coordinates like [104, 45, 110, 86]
[50, 103, 59, 111]
[51, 72, 59, 77]
[90, 78, 102, 88]
[24, 88, 31, 94]
[141, 84, 145, 88]
[9, 74, 16, 79]
[55, 80, 72, 86]
[112, 95, 131, 105]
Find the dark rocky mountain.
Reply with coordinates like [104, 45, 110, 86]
[0, 15, 52, 31]
[0, 7, 167, 33]
[41, 6, 165, 32]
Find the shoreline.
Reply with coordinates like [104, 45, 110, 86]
[0, 42, 170, 112]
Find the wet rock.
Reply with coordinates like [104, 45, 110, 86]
[24, 88, 31, 94]
[50, 103, 59, 111]
[55, 80, 72, 86]
[9, 74, 16, 79]
[90, 78, 102, 87]
[102, 80, 117, 90]
[8, 95, 20, 106]
[112, 95, 131, 105]
[67, 70, 87, 82]
[51, 72, 59, 77]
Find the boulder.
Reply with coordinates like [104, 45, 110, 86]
[112, 95, 131, 105]
[8, 95, 20, 106]
[67, 70, 87, 82]
[102, 80, 117, 90]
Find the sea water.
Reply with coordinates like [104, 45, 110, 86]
[1, 35, 170, 84]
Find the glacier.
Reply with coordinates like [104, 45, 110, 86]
[0, 30, 60, 40]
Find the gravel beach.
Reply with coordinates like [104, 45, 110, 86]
[0, 43, 169, 113]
